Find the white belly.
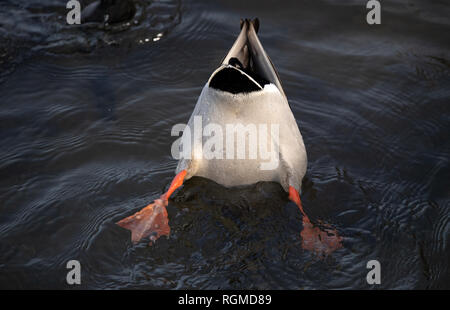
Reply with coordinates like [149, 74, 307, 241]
[176, 83, 307, 192]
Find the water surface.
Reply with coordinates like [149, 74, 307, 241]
[0, 0, 449, 289]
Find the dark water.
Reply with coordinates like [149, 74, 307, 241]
[0, 0, 449, 289]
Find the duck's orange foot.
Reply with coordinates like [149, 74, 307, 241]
[116, 199, 170, 245]
[301, 218, 343, 257]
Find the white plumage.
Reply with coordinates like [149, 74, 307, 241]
[176, 19, 307, 193]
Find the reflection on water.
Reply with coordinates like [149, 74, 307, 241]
[0, 0, 449, 289]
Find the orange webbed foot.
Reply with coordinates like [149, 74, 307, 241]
[117, 170, 187, 245]
[116, 198, 170, 245]
[289, 186, 343, 257]
[301, 218, 343, 257]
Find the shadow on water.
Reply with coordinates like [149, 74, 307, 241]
[0, 0, 449, 289]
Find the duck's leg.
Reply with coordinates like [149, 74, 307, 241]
[117, 170, 187, 244]
[289, 186, 343, 256]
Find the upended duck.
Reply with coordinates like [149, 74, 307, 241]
[117, 18, 342, 256]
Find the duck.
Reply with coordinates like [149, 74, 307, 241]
[81, 0, 136, 24]
[117, 18, 342, 255]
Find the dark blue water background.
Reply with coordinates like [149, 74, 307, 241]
[0, 0, 448, 289]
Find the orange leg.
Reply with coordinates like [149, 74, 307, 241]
[160, 170, 187, 202]
[289, 186, 307, 217]
[116, 170, 187, 244]
[289, 186, 343, 257]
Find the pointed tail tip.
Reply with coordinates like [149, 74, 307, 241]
[252, 18, 259, 33]
[240, 18, 259, 33]
[240, 18, 245, 29]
